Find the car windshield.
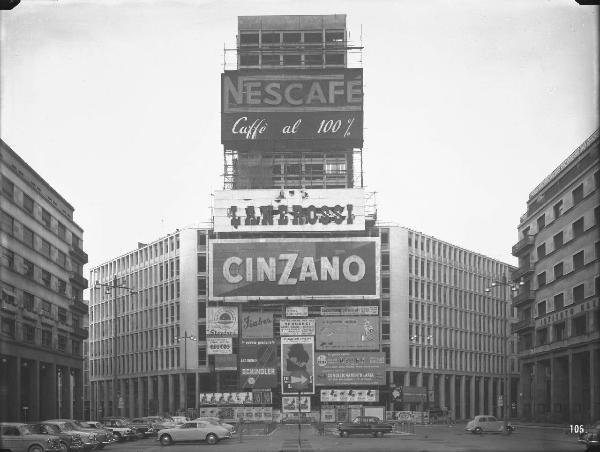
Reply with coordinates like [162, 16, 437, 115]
[19, 425, 34, 435]
[59, 422, 78, 431]
[72, 421, 88, 429]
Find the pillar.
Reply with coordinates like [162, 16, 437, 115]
[148, 376, 155, 416]
[590, 349, 596, 423]
[479, 377, 485, 415]
[179, 374, 185, 411]
[469, 376, 475, 419]
[128, 378, 135, 417]
[487, 378, 493, 416]
[459, 375, 466, 420]
[40, 363, 57, 420]
[195, 373, 200, 410]
[73, 369, 83, 420]
[439, 374, 446, 410]
[158, 375, 165, 415]
[119, 379, 125, 417]
[62, 369, 72, 419]
[449, 374, 456, 420]
[137, 378, 144, 417]
[29, 360, 40, 422]
[168, 374, 176, 413]
[103, 380, 110, 418]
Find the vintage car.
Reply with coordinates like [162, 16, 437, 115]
[129, 417, 159, 437]
[191, 417, 236, 434]
[465, 415, 515, 434]
[579, 421, 600, 451]
[98, 418, 136, 441]
[337, 416, 393, 437]
[0, 423, 63, 452]
[157, 420, 232, 446]
[36, 421, 98, 450]
[50, 420, 113, 449]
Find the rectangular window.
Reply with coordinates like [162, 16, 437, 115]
[572, 184, 584, 204]
[0, 210, 14, 234]
[41, 270, 51, 287]
[261, 32, 280, 44]
[58, 222, 66, 240]
[1, 318, 16, 338]
[261, 54, 280, 65]
[282, 32, 301, 43]
[57, 335, 67, 352]
[553, 262, 563, 279]
[23, 259, 34, 278]
[537, 214, 546, 231]
[382, 277, 390, 294]
[572, 315, 586, 336]
[1, 177, 14, 198]
[572, 217, 584, 237]
[573, 250, 584, 270]
[239, 32, 259, 45]
[325, 30, 345, 42]
[554, 293, 564, 310]
[23, 193, 34, 214]
[23, 227, 34, 247]
[536, 328, 548, 346]
[41, 300, 51, 316]
[198, 277, 206, 296]
[57, 250, 67, 267]
[42, 329, 52, 346]
[2, 248, 14, 269]
[304, 54, 322, 66]
[239, 54, 259, 66]
[23, 292, 34, 311]
[553, 200, 563, 219]
[554, 322, 566, 341]
[573, 284, 585, 303]
[72, 340, 81, 355]
[537, 272, 546, 288]
[1, 285, 16, 305]
[57, 279, 66, 295]
[57, 307, 67, 323]
[553, 231, 564, 249]
[198, 347, 206, 365]
[41, 209, 52, 228]
[304, 32, 322, 43]
[283, 54, 301, 65]
[537, 243, 546, 259]
[537, 300, 546, 316]
[381, 253, 390, 271]
[24, 324, 35, 342]
[325, 53, 344, 65]
[41, 239, 51, 258]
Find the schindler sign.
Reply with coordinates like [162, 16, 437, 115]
[209, 238, 380, 301]
[213, 189, 365, 232]
[221, 69, 363, 145]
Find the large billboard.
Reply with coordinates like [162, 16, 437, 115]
[315, 317, 380, 350]
[281, 336, 315, 395]
[213, 189, 365, 233]
[209, 238, 380, 301]
[221, 69, 363, 146]
[315, 352, 386, 385]
[240, 311, 273, 338]
[239, 339, 278, 389]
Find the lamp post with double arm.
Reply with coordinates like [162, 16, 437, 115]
[485, 276, 523, 431]
[176, 331, 197, 413]
[410, 333, 433, 415]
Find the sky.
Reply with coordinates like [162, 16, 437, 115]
[1, 0, 598, 292]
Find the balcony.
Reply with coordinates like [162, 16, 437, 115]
[511, 318, 535, 334]
[69, 246, 88, 264]
[512, 264, 535, 281]
[71, 299, 88, 314]
[512, 235, 535, 256]
[71, 326, 89, 339]
[513, 290, 536, 307]
[69, 273, 89, 289]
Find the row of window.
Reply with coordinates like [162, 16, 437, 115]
[239, 30, 345, 46]
[408, 346, 507, 375]
[0, 316, 82, 355]
[239, 53, 344, 67]
[409, 322, 507, 353]
[535, 245, 597, 290]
[91, 346, 183, 377]
[534, 277, 599, 318]
[520, 310, 597, 350]
[1, 176, 82, 250]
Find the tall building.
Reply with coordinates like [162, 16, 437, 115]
[88, 15, 516, 422]
[513, 129, 599, 423]
[0, 139, 89, 422]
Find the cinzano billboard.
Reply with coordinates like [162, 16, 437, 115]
[209, 238, 380, 301]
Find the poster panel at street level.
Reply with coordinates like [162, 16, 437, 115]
[281, 396, 311, 413]
[315, 351, 386, 385]
[239, 339, 278, 389]
[207, 337, 232, 355]
[240, 311, 273, 338]
[214, 354, 237, 371]
[209, 238, 380, 301]
[320, 389, 379, 403]
[206, 306, 238, 336]
[281, 336, 314, 395]
[280, 319, 315, 336]
[315, 316, 380, 350]
[198, 392, 252, 405]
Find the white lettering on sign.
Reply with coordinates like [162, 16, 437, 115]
[223, 254, 366, 285]
[231, 117, 268, 139]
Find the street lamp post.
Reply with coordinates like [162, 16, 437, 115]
[485, 277, 523, 431]
[94, 277, 136, 417]
[176, 331, 197, 413]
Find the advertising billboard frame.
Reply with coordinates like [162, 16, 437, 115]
[281, 336, 315, 395]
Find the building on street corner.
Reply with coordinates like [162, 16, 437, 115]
[513, 128, 599, 424]
[0, 139, 89, 422]
[88, 14, 517, 424]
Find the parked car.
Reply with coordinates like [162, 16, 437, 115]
[465, 415, 515, 434]
[49, 420, 113, 449]
[579, 421, 600, 451]
[37, 421, 99, 451]
[337, 416, 393, 438]
[191, 417, 236, 434]
[98, 418, 136, 441]
[129, 418, 158, 437]
[0, 422, 63, 452]
[157, 420, 232, 446]
[168, 416, 189, 425]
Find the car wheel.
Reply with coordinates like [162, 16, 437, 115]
[28, 445, 44, 452]
[340, 430, 349, 438]
[113, 432, 122, 442]
[377, 431, 385, 438]
[474, 427, 483, 434]
[206, 433, 218, 445]
[59, 440, 69, 451]
[160, 434, 173, 446]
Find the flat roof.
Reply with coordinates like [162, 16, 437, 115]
[238, 14, 346, 31]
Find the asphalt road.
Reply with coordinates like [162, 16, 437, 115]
[107, 423, 583, 452]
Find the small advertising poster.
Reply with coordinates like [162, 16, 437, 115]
[207, 337, 233, 354]
[320, 306, 378, 316]
[239, 339, 278, 389]
[315, 352, 386, 385]
[252, 390, 273, 405]
[315, 317, 379, 350]
[281, 336, 315, 395]
[215, 354, 237, 371]
[320, 389, 379, 403]
[282, 396, 311, 413]
[207, 307, 238, 336]
[321, 407, 336, 422]
[286, 306, 308, 317]
[240, 311, 274, 338]
[280, 319, 315, 336]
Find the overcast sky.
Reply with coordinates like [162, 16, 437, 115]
[1, 0, 598, 290]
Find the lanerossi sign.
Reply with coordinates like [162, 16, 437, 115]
[221, 69, 363, 145]
[209, 238, 380, 301]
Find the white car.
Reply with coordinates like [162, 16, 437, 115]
[465, 415, 514, 434]
[157, 420, 232, 446]
[191, 417, 236, 433]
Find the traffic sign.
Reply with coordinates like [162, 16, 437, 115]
[497, 395, 503, 407]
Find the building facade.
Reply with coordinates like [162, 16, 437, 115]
[88, 15, 516, 422]
[513, 129, 599, 424]
[0, 139, 88, 422]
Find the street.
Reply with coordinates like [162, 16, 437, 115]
[111, 423, 583, 452]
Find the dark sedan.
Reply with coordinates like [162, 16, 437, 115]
[337, 416, 393, 438]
